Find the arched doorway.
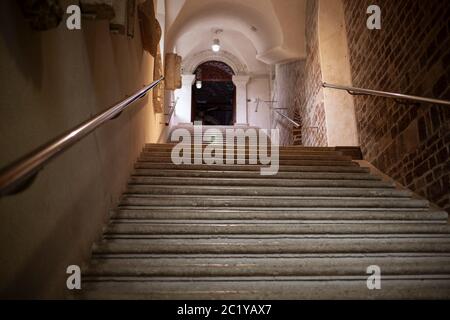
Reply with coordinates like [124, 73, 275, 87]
[191, 61, 236, 125]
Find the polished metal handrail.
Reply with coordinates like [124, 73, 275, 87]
[0, 77, 164, 196]
[254, 95, 300, 128]
[273, 109, 300, 128]
[323, 82, 450, 106]
[163, 97, 179, 126]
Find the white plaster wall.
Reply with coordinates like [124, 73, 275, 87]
[247, 77, 271, 129]
[173, 74, 195, 125]
[318, 0, 358, 146]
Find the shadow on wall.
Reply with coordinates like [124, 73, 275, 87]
[0, 0, 43, 89]
[342, 0, 450, 212]
[0, 0, 162, 298]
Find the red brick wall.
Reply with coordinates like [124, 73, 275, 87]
[342, 0, 450, 212]
[272, 60, 304, 145]
[301, 0, 328, 147]
[273, 0, 328, 147]
[292, 108, 302, 145]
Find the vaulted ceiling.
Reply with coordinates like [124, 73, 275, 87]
[164, 0, 307, 73]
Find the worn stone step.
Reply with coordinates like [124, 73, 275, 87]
[142, 149, 345, 155]
[79, 278, 450, 299]
[146, 143, 337, 152]
[104, 222, 450, 236]
[81, 140, 450, 300]
[120, 195, 430, 208]
[124, 185, 410, 198]
[112, 208, 448, 222]
[134, 163, 366, 172]
[140, 152, 352, 161]
[132, 169, 376, 180]
[101, 234, 450, 240]
[128, 176, 391, 188]
[85, 256, 450, 277]
[92, 237, 450, 255]
[136, 158, 357, 166]
[143, 148, 347, 157]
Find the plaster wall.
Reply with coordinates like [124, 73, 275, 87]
[247, 77, 271, 130]
[0, 0, 163, 298]
[318, 0, 358, 146]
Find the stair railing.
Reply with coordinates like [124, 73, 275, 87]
[0, 77, 164, 197]
[323, 82, 450, 106]
[272, 109, 301, 128]
[254, 97, 300, 128]
[162, 97, 179, 126]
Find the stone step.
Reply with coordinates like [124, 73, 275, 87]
[79, 278, 450, 299]
[85, 256, 450, 277]
[146, 143, 337, 152]
[136, 158, 357, 166]
[120, 195, 430, 208]
[134, 163, 366, 172]
[132, 169, 377, 180]
[104, 222, 450, 236]
[144, 148, 346, 157]
[81, 141, 450, 300]
[128, 176, 391, 188]
[124, 185, 410, 198]
[112, 208, 448, 222]
[143, 148, 344, 154]
[92, 237, 450, 255]
[142, 148, 347, 154]
[139, 153, 352, 161]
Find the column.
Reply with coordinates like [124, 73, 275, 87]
[232, 75, 250, 125]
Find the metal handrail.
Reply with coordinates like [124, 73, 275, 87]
[254, 98, 277, 112]
[273, 109, 300, 128]
[163, 97, 179, 126]
[0, 77, 164, 196]
[253, 96, 299, 127]
[323, 82, 450, 106]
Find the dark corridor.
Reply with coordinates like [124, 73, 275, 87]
[191, 61, 235, 125]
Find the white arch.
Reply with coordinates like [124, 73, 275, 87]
[182, 50, 248, 75]
[175, 50, 250, 126]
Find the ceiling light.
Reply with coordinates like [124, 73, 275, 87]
[196, 80, 202, 89]
[211, 38, 220, 52]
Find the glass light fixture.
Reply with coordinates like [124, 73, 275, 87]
[196, 80, 202, 89]
[211, 38, 221, 52]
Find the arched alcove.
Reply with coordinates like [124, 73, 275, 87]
[175, 51, 251, 126]
[191, 61, 236, 125]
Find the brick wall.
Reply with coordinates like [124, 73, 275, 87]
[273, 0, 328, 147]
[292, 109, 302, 145]
[342, 0, 450, 212]
[272, 60, 304, 146]
[300, 0, 328, 147]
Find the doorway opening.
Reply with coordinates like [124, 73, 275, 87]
[191, 61, 236, 125]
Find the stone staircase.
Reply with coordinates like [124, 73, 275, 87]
[79, 138, 450, 299]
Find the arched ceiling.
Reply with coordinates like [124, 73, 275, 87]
[165, 0, 306, 69]
[177, 29, 268, 75]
